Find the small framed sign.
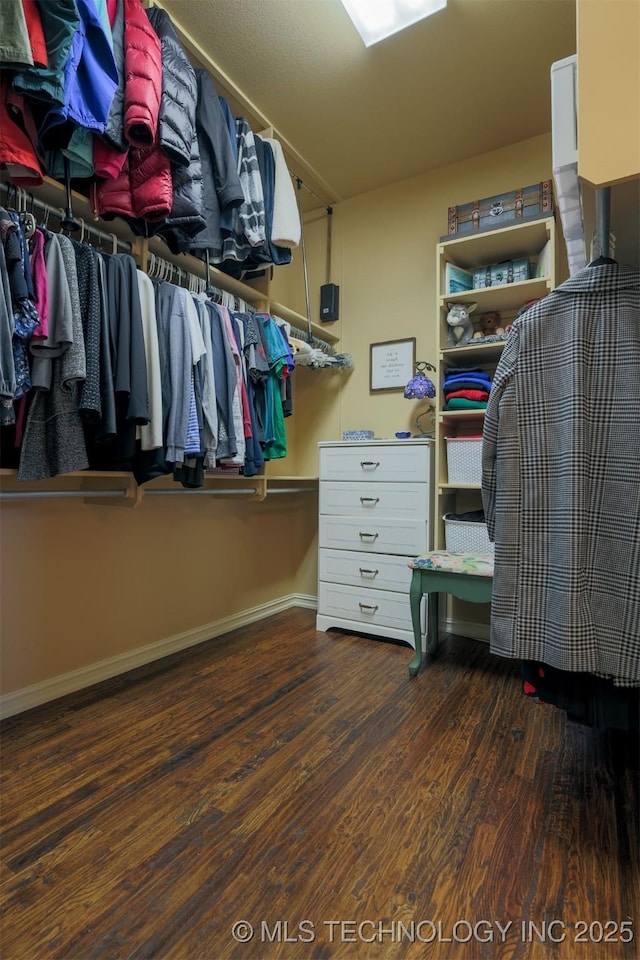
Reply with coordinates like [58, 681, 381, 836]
[370, 338, 416, 392]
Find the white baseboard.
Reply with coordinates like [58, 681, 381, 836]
[444, 617, 490, 643]
[1, 593, 318, 720]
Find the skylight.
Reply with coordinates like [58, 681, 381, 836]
[340, 0, 447, 47]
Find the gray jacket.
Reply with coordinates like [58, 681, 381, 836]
[155, 281, 192, 464]
[181, 69, 245, 258]
[482, 263, 640, 686]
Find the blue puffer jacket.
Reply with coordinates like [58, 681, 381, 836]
[38, 0, 118, 150]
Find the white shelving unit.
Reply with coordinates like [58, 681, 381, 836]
[435, 215, 557, 549]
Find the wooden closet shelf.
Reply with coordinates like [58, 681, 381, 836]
[439, 410, 486, 423]
[439, 276, 553, 315]
[440, 341, 506, 363]
[0, 468, 132, 479]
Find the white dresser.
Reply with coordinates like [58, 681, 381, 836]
[316, 439, 432, 649]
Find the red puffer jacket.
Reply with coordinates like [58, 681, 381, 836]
[92, 147, 173, 221]
[93, 0, 172, 222]
[123, 0, 160, 147]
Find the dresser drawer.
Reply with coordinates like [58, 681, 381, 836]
[319, 481, 429, 521]
[318, 582, 415, 633]
[319, 442, 430, 483]
[319, 548, 414, 592]
[319, 516, 428, 556]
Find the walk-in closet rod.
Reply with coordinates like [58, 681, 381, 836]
[294, 179, 313, 343]
[147, 251, 213, 296]
[291, 173, 333, 216]
[287, 324, 336, 354]
[267, 487, 316, 495]
[0, 490, 127, 502]
[144, 487, 258, 496]
[0, 182, 132, 253]
[146, 250, 252, 307]
[144, 487, 316, 496]
[147, 251, 257, 311]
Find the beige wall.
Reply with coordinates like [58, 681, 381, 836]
[1, 132, 560, 703]
[0, 490, 309, 693]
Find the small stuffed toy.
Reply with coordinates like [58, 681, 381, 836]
[480, 311, 501, 336]
[446, 302, 477, 346]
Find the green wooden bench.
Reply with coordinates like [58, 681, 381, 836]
[407, 551, 494, 677]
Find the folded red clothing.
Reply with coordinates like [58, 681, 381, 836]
[443, 388, 489, 401]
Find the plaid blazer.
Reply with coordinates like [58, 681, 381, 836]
[482, 263, 640, 686]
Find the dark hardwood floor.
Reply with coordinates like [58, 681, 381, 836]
[1, 608, 638, 960]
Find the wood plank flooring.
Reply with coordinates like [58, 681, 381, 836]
[1, 608, 638, 960]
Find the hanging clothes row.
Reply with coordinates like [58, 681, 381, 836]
[0, 203, 298, 486]
[2, 182, 133, 255]
[146, 250, 254, 314]
[0, 0, 302, 277]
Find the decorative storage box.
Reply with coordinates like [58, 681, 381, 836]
[445, 262, 474, 293]
[472, 257, 531, 289]
[445, 436, 483, 485]
[443, 515, 494, 554]
[445, 182, 553, 239]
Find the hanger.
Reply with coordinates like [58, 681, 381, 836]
[588, 254, 617, 267]
[24, 193, 37, 238]
[21, 211, 37, 239]
[16, 189, 36, 239]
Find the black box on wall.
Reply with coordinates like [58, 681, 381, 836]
[320, 283, 339, 322]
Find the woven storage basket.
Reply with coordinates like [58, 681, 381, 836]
[443, 517, 494, 554]
[445, 436, 483, 485]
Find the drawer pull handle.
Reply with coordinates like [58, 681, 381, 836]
[360, 461, 380, 469]
[359, 568, 379, 577]
[360, 496, 380, 505]
[359, 532, 379, 540]
[359, 603, 379, 613]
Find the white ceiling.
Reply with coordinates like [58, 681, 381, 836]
[161, 0, 577, 206]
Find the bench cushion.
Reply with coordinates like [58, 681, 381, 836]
[408, 550, 494, 577]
